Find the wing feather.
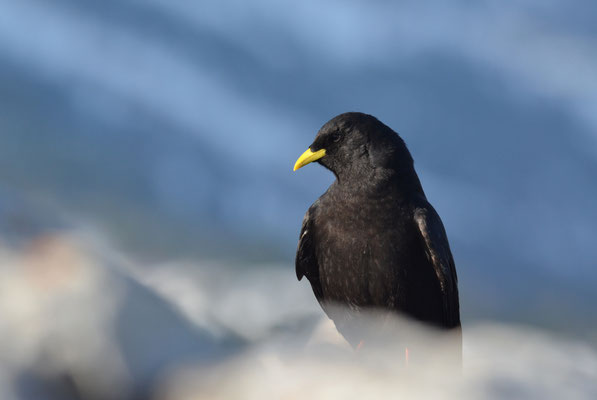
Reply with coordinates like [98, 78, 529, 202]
[296, 206, 324, 302]
[414, 206, 460, 327]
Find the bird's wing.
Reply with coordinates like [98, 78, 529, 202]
[414, 205, 460, 327]
[296, 205, 324, 302]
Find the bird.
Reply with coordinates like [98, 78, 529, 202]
[293, 112, 460, 357]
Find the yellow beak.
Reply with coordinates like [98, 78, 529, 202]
[293, 148, 326, 171]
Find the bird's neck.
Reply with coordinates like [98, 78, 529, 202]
[335, 165, 426, 201]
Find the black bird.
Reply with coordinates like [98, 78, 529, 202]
[294, 112, 460, 353]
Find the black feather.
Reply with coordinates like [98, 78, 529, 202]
[296, 112, 461, 348]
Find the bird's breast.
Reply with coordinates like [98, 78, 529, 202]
[314, 197, 418, 308]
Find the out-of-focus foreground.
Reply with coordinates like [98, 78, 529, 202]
[0, 233, 595, 399]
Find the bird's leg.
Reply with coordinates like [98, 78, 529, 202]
[356, 340, 365, 351]
[405, 347, 409, 366]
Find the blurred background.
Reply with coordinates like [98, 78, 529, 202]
[1, 1, 596, 399]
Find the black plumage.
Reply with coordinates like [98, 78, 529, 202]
[294, 112, 460, 349]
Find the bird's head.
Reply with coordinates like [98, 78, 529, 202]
[294, 112, 413, 182]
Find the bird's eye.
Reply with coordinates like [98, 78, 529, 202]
[332, 132, 342, 143]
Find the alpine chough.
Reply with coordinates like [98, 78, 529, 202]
[294, 112, 460, 352]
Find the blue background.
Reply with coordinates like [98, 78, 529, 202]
[1, 0, 596, 343]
